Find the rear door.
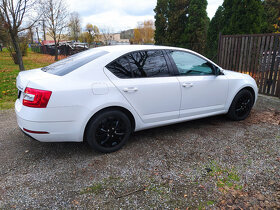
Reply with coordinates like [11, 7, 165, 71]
[104, 50, 181, 124]
[167, 50, 228, 118]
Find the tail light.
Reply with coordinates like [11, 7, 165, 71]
[23, 87, 52, 108]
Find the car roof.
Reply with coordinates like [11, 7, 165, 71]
[94, 45, 189, 53]
[92, 45, 221, 68]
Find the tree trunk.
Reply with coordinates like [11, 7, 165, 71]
[11, 34, 25, 71]
[54, 39, 58, 61]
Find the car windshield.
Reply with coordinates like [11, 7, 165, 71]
[41, 49, 109, 76]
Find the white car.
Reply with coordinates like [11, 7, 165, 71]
[15, 45, 258, 153]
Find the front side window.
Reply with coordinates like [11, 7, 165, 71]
[169, 51, 214, 76]
[127, 50, 170, 78]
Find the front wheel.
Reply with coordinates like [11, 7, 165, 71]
[227, 89, 254, 121]
[85, 110, 132, 153]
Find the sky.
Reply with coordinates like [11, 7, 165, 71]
[67, 0, 224, 32]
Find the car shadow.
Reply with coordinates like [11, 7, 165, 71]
[15, 114, 230, 160]
[130, 114, 229, 141]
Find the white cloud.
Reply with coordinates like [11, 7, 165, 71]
[67, 0, 223, 31]
[207, 0, 223, 19]
[82, 11, 154, 32]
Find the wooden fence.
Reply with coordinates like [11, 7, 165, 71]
[217, 33, 280, 98]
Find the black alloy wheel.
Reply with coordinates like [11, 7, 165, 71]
[86, 110, 132, 153]
[235, 94, 252, 117]
[227, 89, 254, 121]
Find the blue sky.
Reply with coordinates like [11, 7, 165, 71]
[68, 0, 224, 32]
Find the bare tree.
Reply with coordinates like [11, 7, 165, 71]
[0, 17, 8, 44]
[68, 12, 81, 42]
[0, 0, 41, 71]
[100, 26, 114, 46]
[41, 0, 68, 61]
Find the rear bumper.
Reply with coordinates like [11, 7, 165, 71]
[15, 99, 85, 142]
[16, 115, 81, 142]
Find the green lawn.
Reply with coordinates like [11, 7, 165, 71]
[0, 48, 59, 109]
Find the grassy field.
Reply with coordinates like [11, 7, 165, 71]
[0, 48, 63, 109]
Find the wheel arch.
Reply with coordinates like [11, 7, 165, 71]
[243, 86, 256, 103]
[226, 84, 257, 111]
[83, 106, 136, 141]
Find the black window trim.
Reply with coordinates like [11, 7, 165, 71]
[165, 49, 219, 77]
[106, 49, 176, 79]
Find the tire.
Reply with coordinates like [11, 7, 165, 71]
[227, 89, 254, 121]
[85, 110, 132, 153]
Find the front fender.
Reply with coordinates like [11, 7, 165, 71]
[225, 73, 258, 110]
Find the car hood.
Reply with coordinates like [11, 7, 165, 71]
[222, 69, 246, 79]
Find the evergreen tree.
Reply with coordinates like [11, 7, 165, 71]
[223, 0, 265, 34]
[181, 0, 208, 54]
[222, 0, 234, 32]
[166, 0, 188, 47]
[206, 6, 224, 60]
[154, 0, 169, 45]
[263, 0, 280, 32]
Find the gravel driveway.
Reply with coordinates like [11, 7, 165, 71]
[0, 95, 279, 209]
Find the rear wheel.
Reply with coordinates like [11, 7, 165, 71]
[85, 110, 132, 153]
[227, 89, 254, 121]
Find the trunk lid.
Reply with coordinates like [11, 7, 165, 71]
[16, 68, 56, 92]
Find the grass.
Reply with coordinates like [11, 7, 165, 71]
[0, 48, 65, 109]
[207, 161, 243, 191]
[80, 183, 103, 195]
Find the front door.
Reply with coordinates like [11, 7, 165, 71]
[168, 50, 228, 118]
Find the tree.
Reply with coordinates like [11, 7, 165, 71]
[263, 0, 280, 32]
[68, 12, 81, 42]
[223, 0, 265, 35]
[181, 0, 208, 54]
[167, 0, 188, 47]
[132, 20, 155, 44]
[154, 0, 168, 45]
[85, 23, 94, 43]
[154, 0, 189, 47]
[100, 26, 113, 45]
[84, 23, 100, 44]
[0, 17, 8, 44]
[93, 25, 100, 41]
[206, 6, 224, 60]
[78, 31, 87, 43]
[42, 0, 68, 61]
[0, 0, 41, 71]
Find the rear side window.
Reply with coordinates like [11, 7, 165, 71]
[128, 50, 170, 78]
[106, 50, 171, 79]
[42, 50, 108, 76]
[106, 56, 132, 79]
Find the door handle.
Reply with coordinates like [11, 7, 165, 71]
[123, 87, 138, 92]
[182, 83, 193, 88]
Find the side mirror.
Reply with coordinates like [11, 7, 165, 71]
[214, 66, 223, 76]
[215, 67, 220, 76]
[207, 62, 222, 76]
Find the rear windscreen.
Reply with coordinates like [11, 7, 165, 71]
[41, 50, 109, 76]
